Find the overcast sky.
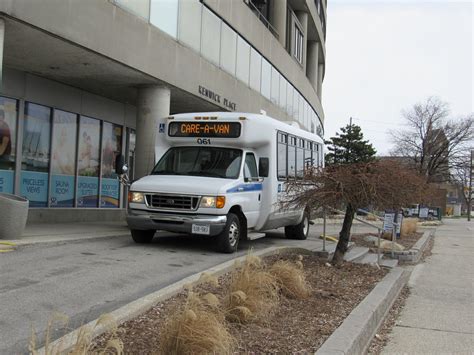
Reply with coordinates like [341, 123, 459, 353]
[323, 0, 473, 155]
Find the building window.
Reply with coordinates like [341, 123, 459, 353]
[150, 0, 179, 38]
[0, 97, 18, 194]
[21, 103, 51, 207]
[201, 7, 221, 66]
[249, 48, 262, 92]
[50, 110, 77, 207]
[77, 116, 101, 208]
[220, 22, 237, 75]
[260, 57, 272, 100]
[101, 122, 123, 208]
[270, 67, 280, 105]
[178, 0, 202, 53]
[114, 0, 150, 19]
[287, 9, 304, 64]
[236, 36, 251, 85]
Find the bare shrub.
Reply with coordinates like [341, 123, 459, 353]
[159, 292, 235, 355]
[401, 218, 418, 237]
[224, 255, 279, 323]
[269, 258, 311, 299]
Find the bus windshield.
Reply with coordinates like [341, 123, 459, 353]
[152, 147, 242, 179]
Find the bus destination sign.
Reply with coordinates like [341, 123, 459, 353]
[168, 122, 241, 138]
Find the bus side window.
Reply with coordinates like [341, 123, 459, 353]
[244, 153, 258, 181]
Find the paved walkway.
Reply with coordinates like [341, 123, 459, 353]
[383, 219, 474, 354]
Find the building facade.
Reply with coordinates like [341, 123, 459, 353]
[0, 0, 327, 222]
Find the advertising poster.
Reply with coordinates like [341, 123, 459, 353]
[101, 122, 122, 208]
[101, 178, 120, 208]
[78, 117, 100, 178]
[0, 170, 14, 193]
[77, 176, 99, 207]
[50, 110, 77, 207]
[0, 97, 17, 171]
[20, 171, 48, 207]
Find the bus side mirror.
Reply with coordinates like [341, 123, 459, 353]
[115, 154, 127, 175]
[259, 157, 269, 178]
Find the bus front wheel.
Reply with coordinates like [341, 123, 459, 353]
[131, 229, 155, 244]
[285, 210, 310, 240]
[216, 213, 240, 253]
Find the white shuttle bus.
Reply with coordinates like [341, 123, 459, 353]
[125, 112, 324, 253]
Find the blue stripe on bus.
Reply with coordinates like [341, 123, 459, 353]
[226, 183, 263, 193]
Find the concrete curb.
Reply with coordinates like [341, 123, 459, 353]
[383, 229, 434, 263]
[316, 267, 410, 355]
[37, 245, 314, 354]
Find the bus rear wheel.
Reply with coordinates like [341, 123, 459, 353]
[131, 229, 155, 244]
[216, 213, 240, 253]
[285, 210, 310, 240]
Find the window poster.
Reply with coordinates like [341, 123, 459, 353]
[50, 110, 77, 207]
[101, 122, 122, 208]
[20, 103, 51, 207]
[0, 97, 18, 194]
[77, 116, 100, 207]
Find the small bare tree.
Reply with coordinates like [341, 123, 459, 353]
[285, 160, 430, 264]
[390, 97, 474, 183]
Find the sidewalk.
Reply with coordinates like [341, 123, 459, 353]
[6, 221, 130, 245]
[382, 219, 474, 354]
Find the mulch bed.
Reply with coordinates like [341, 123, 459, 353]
[92, 254, 388, 354]
[351, 232, 424, 251]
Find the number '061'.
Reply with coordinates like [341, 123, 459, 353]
[197, 138, 211, 145]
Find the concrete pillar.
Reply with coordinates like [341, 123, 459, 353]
[296, 12, 308, 72]
[269, 0, 287, 47]
[307, 41, 319, 90]
[0, 18, 5, 91]
[135, 86, 170, 179]
[317, 63, 324, 99]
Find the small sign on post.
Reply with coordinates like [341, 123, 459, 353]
[383, 211, 395, 233]
[419, 206, 429, 219]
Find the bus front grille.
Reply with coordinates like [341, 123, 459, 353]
[146, 194, 200, 210]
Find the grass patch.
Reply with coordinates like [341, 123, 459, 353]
[269, 257, 311, 299]
[401, 218, 418, 237]
[224, 255, 279, 323]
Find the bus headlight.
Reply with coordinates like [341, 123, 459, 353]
[128, 192, 145, 203]
[200, 196, 226, 209]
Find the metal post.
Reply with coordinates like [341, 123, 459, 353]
[377, 227, 381, 266]
[323, 207, 326, 252]
[391, 222, 397, 259]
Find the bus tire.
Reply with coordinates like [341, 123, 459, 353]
[216, 213, 240, 253]
[285, 210, 310, 240]
[131, 229, 155, 244]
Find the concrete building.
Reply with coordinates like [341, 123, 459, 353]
[0, 0, 327, 222]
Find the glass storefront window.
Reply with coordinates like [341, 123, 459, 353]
[50, 110, 77, 207]
[201, 7, 221, 66]
[261, 57, 271, 100]
[178, 0, 202, 52]
[150, 0, 178, 38]
[77, 116, 101, 208]
[21, 103, 51, 207]
[293, 90, 299, 120]
[101, 122, 122, 208]
[236, 36, 250, 85]
[270, 67, 280, 105]
[249, 48, 261, 92]
[220, 22, 237, 75]
[0, 97, 17, 194]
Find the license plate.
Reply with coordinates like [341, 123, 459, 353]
[192, 224, 210, 235]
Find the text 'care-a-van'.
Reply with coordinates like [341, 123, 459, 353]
[122, 112, 324, 253]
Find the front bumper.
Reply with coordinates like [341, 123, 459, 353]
[127, 209, 227, 236]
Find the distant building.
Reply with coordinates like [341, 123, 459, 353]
[0, 0, 327, 222]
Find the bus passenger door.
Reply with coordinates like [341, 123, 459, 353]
[241, 152, 262, 228]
